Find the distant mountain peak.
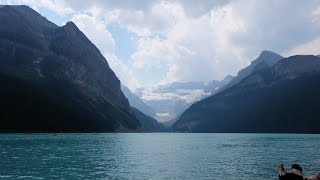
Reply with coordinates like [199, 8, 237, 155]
[65, 21, 77, 28]
[223, 75, 234, 81]
[250, 50, 283, 67]
[173, 54, 320, 133]
[261, 50, 278, 55]
[258, 50, 283, 60]
[217, 50, 283, 93]
[62, 21, 82, 34]
[61, 21, 87, 38]
[55, 20, 104, 60]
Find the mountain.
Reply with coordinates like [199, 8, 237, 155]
[219, 50, 283, 92]
[132, 108, 167, 132]
[204, 75, 234, 93]
[135, 76, 233, 122]
[173, 55, 320, 133]
[120, 85, 166, 131]
[121, 85, 156, 118]
[162, 116, 180, 127]
[0, 5, 141, 132]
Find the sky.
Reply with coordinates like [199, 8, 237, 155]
[1, 0, 320, 91]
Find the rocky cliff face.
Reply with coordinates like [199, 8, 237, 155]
[0, 5, 140, 132]
[49, 21, 131, 111]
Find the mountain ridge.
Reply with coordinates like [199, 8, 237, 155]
[121, 85, 156, 118]
[218, 50, 283, 93]
[173, 54, 320, 133]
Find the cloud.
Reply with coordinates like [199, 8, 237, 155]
[86, 1, 186, 36]
[131, 36, 182, 69]
[285, 37, 320, 56]
[176, 89, 210, 103]
[18, 0, 74, 15]
[131, 1, 248, 84]
[4, 0, 320, 88]
[131, 0, 320, 85]
[156, 112, 170, 117]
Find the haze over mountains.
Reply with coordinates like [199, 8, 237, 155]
[121, 85, 156, 118]
[121, 85, 166, 131]
[135, 75, 234, 122]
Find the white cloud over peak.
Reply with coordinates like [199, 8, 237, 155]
[131, 1, 249, 84]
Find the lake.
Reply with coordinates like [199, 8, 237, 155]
[0, 133, 319, 179]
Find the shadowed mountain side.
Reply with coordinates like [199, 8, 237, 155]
[173, 55, 320, 133]
[0, 5, 141, 132]
[0, 74, 140, 132]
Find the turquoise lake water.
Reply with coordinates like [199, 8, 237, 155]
[0, 133, 319, 179]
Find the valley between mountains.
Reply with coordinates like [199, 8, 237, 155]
[1, 5, 320, 133]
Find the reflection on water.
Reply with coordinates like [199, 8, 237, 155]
[0, 133, 320, 179]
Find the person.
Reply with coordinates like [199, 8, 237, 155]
[307, 172, 320, 180]
[278, 164, 305, 180]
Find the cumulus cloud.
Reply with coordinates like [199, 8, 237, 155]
[3, 0, 320, 89]
[131, 1, 248, 84]
[85, 1, 186, 36]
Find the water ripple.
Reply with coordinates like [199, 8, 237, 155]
[0, 133, 320, 179]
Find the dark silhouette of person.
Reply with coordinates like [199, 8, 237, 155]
[278, 164, 305, 180]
